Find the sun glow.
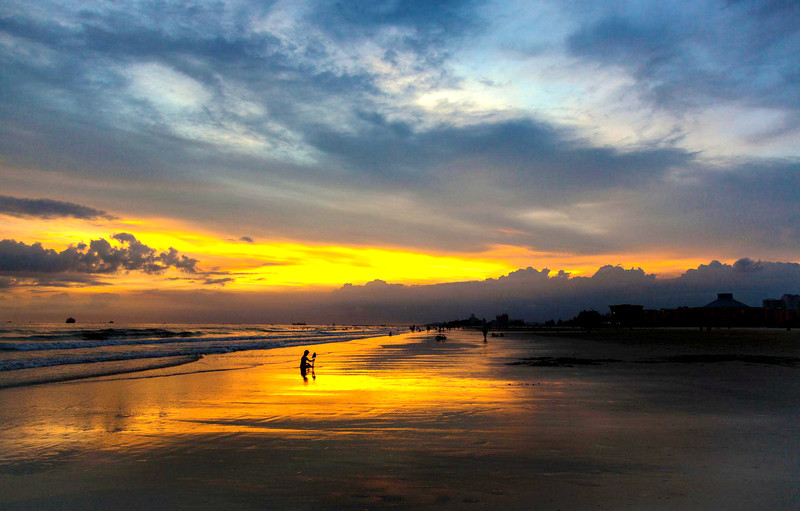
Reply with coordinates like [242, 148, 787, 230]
[1, 214, 718, 296]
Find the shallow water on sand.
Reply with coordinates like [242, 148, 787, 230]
[0, 323, 388, 388]
[1, 330, 799, 510]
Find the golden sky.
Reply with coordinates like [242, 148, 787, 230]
[0, 213, 713, 294]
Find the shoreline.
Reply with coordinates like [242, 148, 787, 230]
[0, 354, 204, 389]
[0, 325, 395, 390]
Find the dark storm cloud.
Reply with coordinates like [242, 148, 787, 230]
[0, 234, 197, 275]
[0, 195, 114, 220]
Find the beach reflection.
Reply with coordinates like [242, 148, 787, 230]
[0, 334, 530, 464]
[3, 331, 798, 509]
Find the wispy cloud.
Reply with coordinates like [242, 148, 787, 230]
[0, 195, 115, 220]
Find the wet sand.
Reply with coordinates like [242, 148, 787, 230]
[1, 329, 799, 510]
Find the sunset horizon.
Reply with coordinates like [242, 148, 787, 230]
[2, 0, 799, 323]
[2, 3, 799, 509]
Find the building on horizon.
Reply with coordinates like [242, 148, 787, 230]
[782, 294, 800, 311]
[763, 299, 785, 310]
[634, 292, 797, 329]
[608, 304, 644, 327]
[704, 293, 749, 308]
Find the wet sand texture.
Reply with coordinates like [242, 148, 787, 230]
[1, 329, 799, 510]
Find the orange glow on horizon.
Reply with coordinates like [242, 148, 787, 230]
[481, 245, 714, 279]
[0, 214, 756, 294]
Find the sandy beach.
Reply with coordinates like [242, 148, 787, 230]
[1, 328, 799, 510]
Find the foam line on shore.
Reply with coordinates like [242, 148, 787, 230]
[83, 363, 263, 384]
[0, 354, 203, 389]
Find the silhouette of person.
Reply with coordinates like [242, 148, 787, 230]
[300, 350, 312, 380]
[482, 323, 489, 342]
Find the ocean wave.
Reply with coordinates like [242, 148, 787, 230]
[0, 342, 273, 371]
[0, 355, 204, 389]
[1, 327, 203, 342]
[0, 328, 387, 372]
[0, 329, 381, 352]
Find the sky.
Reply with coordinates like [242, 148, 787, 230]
[1, 0, 799, 323]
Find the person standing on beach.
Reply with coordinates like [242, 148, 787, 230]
[482, 322, 489, 342]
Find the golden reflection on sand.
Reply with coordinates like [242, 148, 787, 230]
[0, 334, 533, 460]
[2, 330, 799, 509]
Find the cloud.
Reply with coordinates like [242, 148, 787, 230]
[4, 259, 800, 323]
[0, 234, 198, 275]
[0, 195, 115, 220]
[0, 0, 798, 265]
[201, 277, 235, 286]
[0, 273, 109, 290]
[307, 117, 694, 187]
[309, 0, 481, 56]
[239, 236, 254, 243]
[325, 259, 800, 323]
[564, 2, 800, 115]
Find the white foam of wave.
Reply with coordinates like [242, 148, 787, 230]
[0, 330, 387, 372]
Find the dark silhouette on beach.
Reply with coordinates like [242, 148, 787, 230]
[300, 350, 313, 380]
[482, 322, 489, 342]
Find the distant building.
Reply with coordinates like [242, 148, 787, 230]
[763, 299, 785, 310]
[495, 313, 509, 328]
[782, 294, 800, 311]
[761, 295, 800, 326]
[704, 293, 749, 308]
[608, 304, 644, 327]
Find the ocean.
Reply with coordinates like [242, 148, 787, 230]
[0, 323, 393, 388]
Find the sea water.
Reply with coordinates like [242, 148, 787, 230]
[0, 323, 391, 388]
